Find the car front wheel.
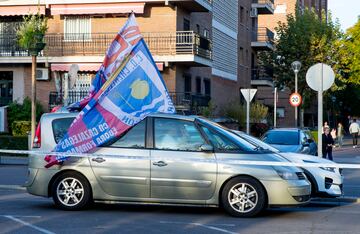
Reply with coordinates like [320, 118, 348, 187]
[52, 172, 92, 210]
[221, 177, 267, 217]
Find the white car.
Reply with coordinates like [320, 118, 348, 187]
[232, 131, 344, 198]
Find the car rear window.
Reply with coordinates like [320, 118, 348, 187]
[262, 131, 299, 145]
[52, 117, 75, 143]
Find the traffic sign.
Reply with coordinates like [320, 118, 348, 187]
[289, 93, 302, 107]
[306, 63, 335, 91]
[241, 89, 257, 102]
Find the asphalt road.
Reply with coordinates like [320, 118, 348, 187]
[0, 146, 360, 233]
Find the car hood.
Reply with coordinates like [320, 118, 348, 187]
[279, 152, 336, 165]
[270, 144, 301, 153]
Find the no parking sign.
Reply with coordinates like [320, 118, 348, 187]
[289, 93, 302, 107]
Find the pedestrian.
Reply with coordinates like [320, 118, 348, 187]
[322, 121, 329, 134]
[337, 123, 344, 147]
[322, 126, 334, 161]
[349, 119, 360, 148]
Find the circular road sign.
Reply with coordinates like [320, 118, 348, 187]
[289, 93, 302, 107]
[306, 63, 335, 92]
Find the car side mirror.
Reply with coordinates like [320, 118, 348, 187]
[200, 144, 214, 152]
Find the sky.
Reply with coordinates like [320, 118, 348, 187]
[328, 0, 360, 31]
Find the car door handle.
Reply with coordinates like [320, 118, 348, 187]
[92, 157, 106, 163]
[153, 161, 167, 167]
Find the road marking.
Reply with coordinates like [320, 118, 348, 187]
[0, 185, 26, 190]
[160, 221, 237, 234]
[3, 215, 55, 234]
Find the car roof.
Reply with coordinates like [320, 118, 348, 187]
[40, 111, 198, 122]
[267, 128, 301, 132]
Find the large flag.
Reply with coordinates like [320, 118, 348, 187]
[69, 13, 142, 110]
[45, 39, 175, 168]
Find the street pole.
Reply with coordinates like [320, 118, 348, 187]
[295, 72, 298, 128]
[274, 87, 277, 128]
[246, 90, 250, 134]
[31, 55, 37, 145]
[318, 64, 323, 157]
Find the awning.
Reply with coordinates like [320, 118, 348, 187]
[0, 5, 46, 16]
[51, 62, 164, 72]
[50, 3, 145, 15]
[51, 63, 101, 72]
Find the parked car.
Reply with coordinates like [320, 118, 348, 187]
[232, 131, 343, 198]
[261, 128, 318, 156]
[26, 113, 311, 217]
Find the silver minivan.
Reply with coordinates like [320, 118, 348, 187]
[26, 112, 311, 217]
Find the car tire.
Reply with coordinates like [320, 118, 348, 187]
[221, 176, 267, 217]
[51, 172, 92, 210]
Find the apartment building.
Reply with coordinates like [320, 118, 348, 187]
[0, 0, 213, 113]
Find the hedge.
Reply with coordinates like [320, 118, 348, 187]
[11, 121, 31, 136]
[0, 135, 28, 156]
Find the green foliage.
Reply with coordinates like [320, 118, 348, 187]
[11, 121, 31, 136]
[0, 135, 28, 151]
[222, 101, 269, 128]
[199, 101, 216, 118]
[335, 18, 360, 85]
[7, 97, 44, 133]
[250, 102, 269, 123]
[259, 7, 342, 107]
[16, 12, 47, 52]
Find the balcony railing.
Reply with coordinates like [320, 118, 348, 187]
[49, 91, 211, 111]
[252, 0, 274, 14]
[251, 27, 274, 50]
[0, 31, 212, 60]
[251, 67, 273, 81]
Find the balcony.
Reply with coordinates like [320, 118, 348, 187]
[251, 0, 274, 14]
[251, 67, 274, 87]
[168, 0, 212, 12]
[0, 31, 212, 66]
[49, 91, 210, 112]
[251, 27, 274, 50]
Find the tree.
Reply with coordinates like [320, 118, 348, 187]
[335, 18, 360, 85]
[16, 12, 47, 144]
[259, 7, 342, 126]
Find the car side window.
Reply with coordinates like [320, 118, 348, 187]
[201, 126, 240, 151]
[52, 117, 75, 143]
[154, 118, 206, 151]
[110, 120, 146, 148]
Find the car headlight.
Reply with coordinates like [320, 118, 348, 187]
[320, 167, 336, 173]
[275, 169, 299, 180]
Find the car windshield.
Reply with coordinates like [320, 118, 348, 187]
[262, 131, 299, 145]
[233, 131, 280, 153]
[198, 118, 260, 152]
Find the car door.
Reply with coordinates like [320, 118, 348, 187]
[150, 117, 217, 201]
[90, 119, 150, 198]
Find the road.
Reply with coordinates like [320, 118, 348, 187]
[0, 147, 359, 233]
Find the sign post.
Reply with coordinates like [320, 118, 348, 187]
[241, 89, 257, 134]
[306, 63, 335, 157]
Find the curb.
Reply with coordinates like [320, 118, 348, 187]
[311, 196, 360, 204]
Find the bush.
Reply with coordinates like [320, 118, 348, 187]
[7, 97, 44, 133]
[11, 121, 31, 136]
[0, 135, 28, 150]
[251, 123, 269, 137]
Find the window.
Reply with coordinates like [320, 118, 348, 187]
[154, 118, 206, 151]
[276, 108, 285, 118]
[196, 77, 201, 94]
[262, 131, 299, 145]
[196, 24, 200, 33]
[300, 131, 307, 145]
[203, 28, 209, 39]
[203, 79, 211, 96]
[184, 74, 192, 93]
[64, 16, 91, 41]
[52, 117, 75, 143]
[183, 18, 190, 31]
[111, 120, 146, 148]
[201, 126, 239, 151]
[240, 6, 244, 24]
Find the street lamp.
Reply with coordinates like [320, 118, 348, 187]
[291, 61, 301, 127]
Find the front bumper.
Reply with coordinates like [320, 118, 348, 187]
[261, 179, 311, 206]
